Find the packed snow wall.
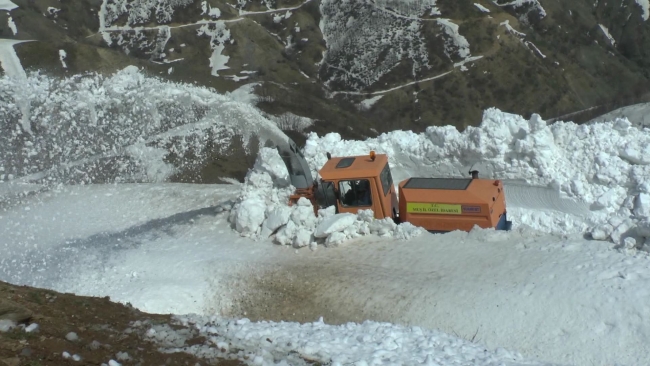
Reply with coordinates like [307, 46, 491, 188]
[230, 108, 650, 251]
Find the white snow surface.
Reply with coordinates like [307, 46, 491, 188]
[7, 15, 16, 35]
[4, 180, 650, 365]
[358, 95, 384, 110]
[318, 0, 431, 91]
[0, 0, 16, 11]
[636, 0, 650, 20]
[197, 22, 231, 77]
[474, 3, 491, 12]
[169, 314, 549, 366]
[4, 65, 650, 364]
[437, 18, 471, 59]
[590, 102, 650, 128]
[58, 49, 67, 69]
[598, 24, 616, 46]
[0, 39, 27, 79]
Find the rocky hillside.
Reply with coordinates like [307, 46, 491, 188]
[0, 280, 244, 366]
[1, 0, 649, 182]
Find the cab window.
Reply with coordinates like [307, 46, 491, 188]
[339, 179, 372, 207]
[379, 163, 393, 196]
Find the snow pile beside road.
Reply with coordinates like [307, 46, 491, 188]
[228, 148, 425, 247]
[162, 315, 545, 366]
[302, 108, 650, 247]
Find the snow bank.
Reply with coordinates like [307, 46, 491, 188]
[230, 107, 650, 247]
[228, 147, 425, 247]
[295, 108, 650, 245]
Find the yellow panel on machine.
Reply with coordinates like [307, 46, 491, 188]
[406, 203, 463, 215]
[398, 177, 511, 232]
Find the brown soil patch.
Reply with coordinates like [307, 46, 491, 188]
[0, 281, 243, 366]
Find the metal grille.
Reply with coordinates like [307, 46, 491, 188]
[403, 178, 472, 190]
[336, 157, 356, 168]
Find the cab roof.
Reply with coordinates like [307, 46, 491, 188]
[319, 153, 388, 180]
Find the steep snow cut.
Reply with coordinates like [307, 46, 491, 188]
[232, 108, 650, 248]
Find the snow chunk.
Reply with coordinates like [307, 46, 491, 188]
[197, 22, 231, 77]
[635, 193, 650, 219]
[59, 49, 67, 69]
[598, 24, 616, 46]
[359, 95, 384, 111]
[235, 197, 266, 237]
[436, 18, 471, 59]
[0, 319, 16, 332]
[7, 16, 16, 35]
[201, 1, 221, 19]
[314, 213, 357, 238]
[474, 3, 490, 12]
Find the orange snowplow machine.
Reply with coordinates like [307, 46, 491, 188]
[398, 177, 511, 232]
[289, 151, 512, 233]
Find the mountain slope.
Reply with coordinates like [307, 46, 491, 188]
[1, 0, 650, 183]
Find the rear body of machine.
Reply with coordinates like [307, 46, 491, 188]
[397, 177, 511, 232]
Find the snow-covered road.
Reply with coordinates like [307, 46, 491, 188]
[1, 182, 648, 365]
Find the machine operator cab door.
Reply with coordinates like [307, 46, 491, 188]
[318, 152, 397, 220]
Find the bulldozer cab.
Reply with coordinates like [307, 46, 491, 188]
[317, 152, 397, 220]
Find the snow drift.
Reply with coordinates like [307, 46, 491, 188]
[230, 108, 650, 250]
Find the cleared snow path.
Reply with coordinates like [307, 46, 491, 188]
[229, 230, 650, 366]
[1, 182, 648, 365]
[0, 183, 554, 365]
